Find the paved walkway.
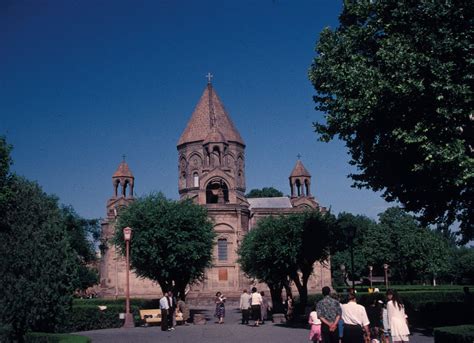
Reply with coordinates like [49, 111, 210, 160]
[78, 306, 434, 343]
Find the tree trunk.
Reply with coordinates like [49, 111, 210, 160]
[283, 279, 292, 298]
[268, 283, 284, 313]
[175, 282, 187, 301]
[291, 272, 309, 314]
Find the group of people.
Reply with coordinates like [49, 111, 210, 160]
[236, 288, 271, 326]
[159, 290, 188, 331]
[309, 286, 410, 343]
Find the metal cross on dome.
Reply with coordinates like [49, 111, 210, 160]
[206, 72, 213, 84]
[297, 153, 302, 160]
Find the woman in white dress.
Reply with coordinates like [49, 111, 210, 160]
[386, 289, 410, 342]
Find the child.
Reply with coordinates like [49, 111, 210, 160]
[308, 306, 322, 342]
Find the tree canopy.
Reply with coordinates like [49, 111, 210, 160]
[0, 177, 77, 341]
[238, 210, 336, 311]
[309, 0, 473, 243]
[245, 187, 283, 198]
[0, 137, 100, 341]
[331, 207, 455, 285]
[61, 206, 100, 292]
[114, 193, 215, 299]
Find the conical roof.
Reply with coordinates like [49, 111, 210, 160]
[113, 160, 134, 178]
[203, 127, 227, 145]
[177, 83, 245, 146]
[290, 159, 311, 177]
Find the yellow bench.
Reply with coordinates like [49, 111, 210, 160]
[139, 309, 184, 325]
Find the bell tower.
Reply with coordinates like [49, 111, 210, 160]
[177, 79, 247, 205]
[106, 157, 135, 219]
[289, 158, 320, 209]
[176, 76, 250, 296]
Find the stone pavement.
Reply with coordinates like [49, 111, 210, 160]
[78, 306, 434, 343]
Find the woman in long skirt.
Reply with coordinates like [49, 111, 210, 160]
[214, 292, 226, 324]
[386, 289, 410, 342]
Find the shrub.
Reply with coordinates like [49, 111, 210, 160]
[25, 332, 91, 343]
[308, 291, 466, 328]
[433, 325, 474, 343]
[57, 304, 141, 332]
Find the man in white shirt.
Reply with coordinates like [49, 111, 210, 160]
[341, 293, 370, 343]
[159, 292, 170, 331]
[239, 289, 251, 325]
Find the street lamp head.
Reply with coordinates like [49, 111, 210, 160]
[123, 227, 133, 242]
[340, 264, 346, 271]
[368, 265, 373, 271]
[383, 263, 389, 270]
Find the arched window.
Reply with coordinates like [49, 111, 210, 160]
[305, 179, 310, 196]
[113, 179, 120, 197]
[217, 238, 227, 261]
[193, 172, 199, 187]
[295, 179, 302, 196]
[123, 180, 128, 197]
[206, 179, 229, 204]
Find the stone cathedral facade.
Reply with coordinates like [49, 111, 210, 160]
[99, 81, 332, 299]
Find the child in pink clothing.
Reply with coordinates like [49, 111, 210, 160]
[308, 307, 322, 342]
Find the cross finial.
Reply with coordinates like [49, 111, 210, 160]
[297, 153, 302, 160]
[122, 154, 126, 162]
[206, 72, 213, 84]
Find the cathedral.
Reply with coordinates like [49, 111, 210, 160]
[99, 80, 332, 300]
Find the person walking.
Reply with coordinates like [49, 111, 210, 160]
[214, 292, 226, 324]
[316, 286, 342, 343]
[239, 289, 251, 325]
[386, 289, 410, 342]
[159, 292, 170, 331]
[250, 287, 263, 327]
[340, 293, 370, 343]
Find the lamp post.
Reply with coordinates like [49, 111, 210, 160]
[368, 265, 373, 288]
[383, 263, 389, 290]
[346, 225, 357, 290]
[123, 227, 134, 328]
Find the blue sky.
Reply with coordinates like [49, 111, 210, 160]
[1, 0, 390, 220]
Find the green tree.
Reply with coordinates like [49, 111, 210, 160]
[377, 207, 452, 283]
[449, 247, 474, 284]
[245, 187, 283, 198]
[114, 193, 215, 299]
[287, 211, 336, 310]
[238, 211, 336, 312]
[60, 206, 100, 292]
[0, 138, 98, 341]
[0, 176, 78, 342]
[0, 137, 12, 221]
[330, 213, 379, 285]
[332, 207, 454, 285]
[238, 216, 294, 312]
[309, 1, 473, 243]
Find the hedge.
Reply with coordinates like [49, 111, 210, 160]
[58, 304, 142, 333]
[25, 332, 91, 343]
[306, 291, 467, 328]
[433, 325, 474, 343]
